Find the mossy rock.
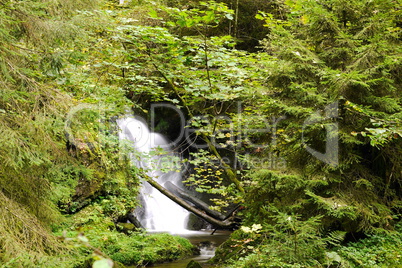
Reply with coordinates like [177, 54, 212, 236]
[116, 222, 138, 233]
[186, 260, 202, 268]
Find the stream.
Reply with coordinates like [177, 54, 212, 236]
[118, 117, 231, 267]
[149, 230, 231, 268]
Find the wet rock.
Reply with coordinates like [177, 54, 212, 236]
[186, 213, 210, 230]
[116, 222, 138, 234]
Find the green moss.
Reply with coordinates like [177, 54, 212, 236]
[49, 227, 195, 267]
[103, 233, 194, 266]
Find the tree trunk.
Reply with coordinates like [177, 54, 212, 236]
[164, 181, 226, 221]
[145, 176, 236, 228]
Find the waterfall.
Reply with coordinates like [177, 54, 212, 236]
[117, 116, 190, 233]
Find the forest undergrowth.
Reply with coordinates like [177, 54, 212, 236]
[0, 0, 401, 267]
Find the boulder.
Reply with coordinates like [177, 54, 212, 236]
[186, 260, 203, 268]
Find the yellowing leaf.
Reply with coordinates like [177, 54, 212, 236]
[300, 15, 309, 25]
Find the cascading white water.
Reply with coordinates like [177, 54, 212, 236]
[117, 116, 190, 233]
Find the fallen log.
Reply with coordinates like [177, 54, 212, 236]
[164, 181, 226, 221]
[144, 176, 235, 229]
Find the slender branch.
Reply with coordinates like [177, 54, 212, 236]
[203, 24, 213, 92]
[149, 59, 193, 117]
[234, 0, 239, 38]
[205, 136, 244, 193]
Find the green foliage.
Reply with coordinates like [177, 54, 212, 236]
[183, 149, 239, 211]
[338, 228, 402, 267]
[240, 0, 402, 233]
[0, 0, 94, 262]
[215, 209, 402, 268]
[1, 0, 401, 267]
[0, 0, 141, 264]
[211, 164, 398, 266]
[210, 0, 402, 266]
[0, 191, 63, 264]
[213, 214, 327, 267]
[109, 1, 259, 194]
[156, 1, 234, 28]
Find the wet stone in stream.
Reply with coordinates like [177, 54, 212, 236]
[150, 230, 230, 268]
[186, 260, 202, 268]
